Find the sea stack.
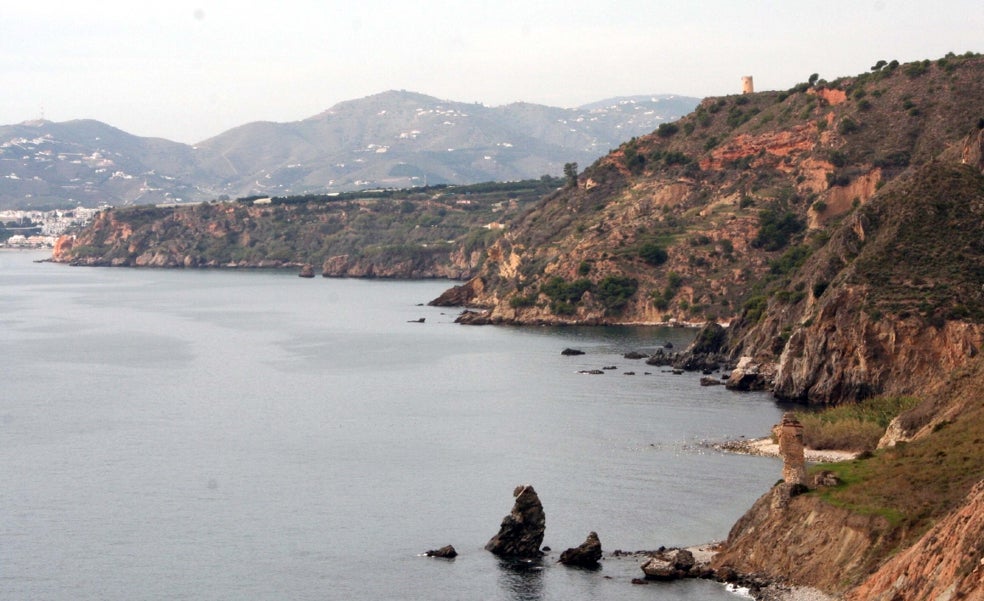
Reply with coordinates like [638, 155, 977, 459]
[485, 485, 546, 558]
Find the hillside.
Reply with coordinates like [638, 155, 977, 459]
[713, 352, 984, 599]
[52, 179, 559, 278]
[0, 92, 697, 210]
[438, 54, 984, 403]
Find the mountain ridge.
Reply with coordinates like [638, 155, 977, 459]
[0, 91, 698, 210]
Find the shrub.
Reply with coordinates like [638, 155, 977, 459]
[541, 276, 592, 304]
[657, 122, 679, 138]
[594, 276, 639, 313]
[509, 293, 537, 308]
[838, 117, 861, 135]
[742, 295, 769, 323]
[752, 208, 805, 251]
[639, 242, 669, 266]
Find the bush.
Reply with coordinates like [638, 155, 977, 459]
[639, 242, 669, 266]
[656, 122, 679, 138]
[838, 117, 861, 135]
[753, 208, 805, 251]
[541, 277, 592, 304]
[594, 276, 639, 313]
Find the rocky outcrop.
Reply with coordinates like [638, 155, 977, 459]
[641, 548, 702, 580]
[485, 485, 546, 558]
[772, 287, 983, 403]
[424, 545, 458, 559]
[429, 277, 486, 307]
[711, 484, 894, 594]
[559, 532, 602, 568]
[51, 234, 75, 260]
[846, 479, 984, 601]
[725, 356, 777, 391]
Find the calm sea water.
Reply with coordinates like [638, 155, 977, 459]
[1, 250, 784, 601]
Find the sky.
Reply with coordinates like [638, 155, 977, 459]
[3, 0, 982, 144]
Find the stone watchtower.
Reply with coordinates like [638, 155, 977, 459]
[778, 412, 806, 485]
[741, 76, 754, 94]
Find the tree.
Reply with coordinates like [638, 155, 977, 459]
[808, 73, 820, 86]
[563, 162, 579, 188]
[871, 60, 887, 71]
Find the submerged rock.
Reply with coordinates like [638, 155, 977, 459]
[485, 485, 546, 558]
[424, 545, 458, 559]
[561, 348, 586, 356]
[559, 532, 603, 568]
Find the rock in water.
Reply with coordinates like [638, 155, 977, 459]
[424, 545, 458, 558]
[298, 263, 315, 278]
[485, 485, 546, 558]
[641, 548, 696, 580]
[559, 531, 603, 568]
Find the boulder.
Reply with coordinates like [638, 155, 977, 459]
[700, 376, 724, 386]
[298, 263, 315, 278]
[561, 348, 586, 356]
[624, 351, 647, 359]
[641, 548, 697, 580]
[424, 545, 458, 559]
[559, 532, 603, 568]
[485, 485, 546, 558]
[725, 356, 776, 391]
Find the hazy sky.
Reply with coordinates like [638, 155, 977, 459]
[3, 1, 981, 143]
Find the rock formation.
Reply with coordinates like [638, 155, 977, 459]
[424, 545, 458, 559]
[846, 479, 984, 601]
[641, 548, 699, 580]
[559, 532, 602, 568]
[485, 485, 546, 558]
[777, 413, 806, 486]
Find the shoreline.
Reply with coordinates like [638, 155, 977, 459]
[712, 437, 858, 464]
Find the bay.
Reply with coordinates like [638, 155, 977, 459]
[1, 250, 782, 600]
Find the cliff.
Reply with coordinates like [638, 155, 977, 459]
[714, 353, 984, 598]
[51, 179, 556, 277]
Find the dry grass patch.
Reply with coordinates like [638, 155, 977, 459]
[798, 396, 920, 452]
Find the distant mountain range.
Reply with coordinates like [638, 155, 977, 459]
[0, 91, 699, 209]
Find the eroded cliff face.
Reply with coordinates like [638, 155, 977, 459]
[846, 480, 984, 601]
[712, 486, 894, 594]
[771, 287, 983, 402]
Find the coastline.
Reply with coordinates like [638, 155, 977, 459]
[712, 437, 858, 464]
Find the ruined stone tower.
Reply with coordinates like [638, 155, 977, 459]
[741, 75, 754, 94]
[778, 412, 806, 485]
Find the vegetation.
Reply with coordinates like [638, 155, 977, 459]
[798, 396, 920, 452]
[752, 207, 805, 251]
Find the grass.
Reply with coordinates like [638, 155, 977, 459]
[797, 395, 921, 452]
[807, 359, 984, 542]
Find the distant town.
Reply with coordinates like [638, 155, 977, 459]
[0, 207, 101, 248]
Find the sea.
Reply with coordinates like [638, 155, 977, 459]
[1, 250, 784, 601]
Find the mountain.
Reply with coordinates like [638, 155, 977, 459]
[0, 119, 221, 208]
[0, 92, 698, 210]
